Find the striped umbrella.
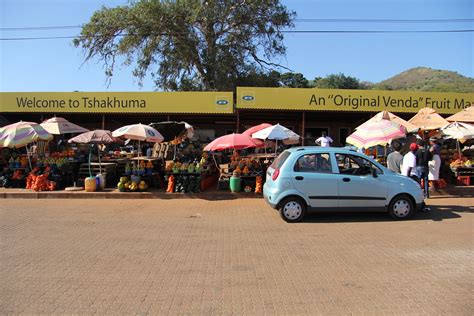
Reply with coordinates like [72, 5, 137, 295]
[0, 121, 53, 148]
[346, 119, 406, 148]
[0, 121, 53, 169]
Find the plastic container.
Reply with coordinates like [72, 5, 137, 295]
[229, 176, 241, 193]
[84, 177, 97, 192]
[96, 174, 106, 190]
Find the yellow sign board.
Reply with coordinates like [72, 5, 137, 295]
[236, 87, 474, 114]
[0, 92, 233, 114]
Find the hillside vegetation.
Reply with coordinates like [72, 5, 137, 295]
[374, 67, 474, 93]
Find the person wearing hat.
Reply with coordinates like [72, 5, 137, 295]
[401, 143, 419, 180]
[416, 139, 433, 198]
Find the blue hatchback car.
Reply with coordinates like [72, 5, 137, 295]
[263, 147, 425, 222]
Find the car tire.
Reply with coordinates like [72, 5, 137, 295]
[389, 195, 414, 220]
[279, 197, 306, 223]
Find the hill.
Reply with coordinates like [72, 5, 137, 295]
[374, 67, 474, 93]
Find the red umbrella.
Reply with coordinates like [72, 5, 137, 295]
[242, 123, 272, 137]
[204, 133, 263, 151]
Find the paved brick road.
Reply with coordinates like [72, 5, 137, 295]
[1, 197, 473, 315]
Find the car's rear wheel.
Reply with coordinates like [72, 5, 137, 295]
[389, 195, 414, 220]
[279, 197, 306, 223]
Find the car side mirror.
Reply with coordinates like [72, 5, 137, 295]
[372, 168, 378, 178]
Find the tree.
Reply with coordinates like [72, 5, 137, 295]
[74, 0, 295, 91]
[280, 72, 309, 88]
[314, 73, 361, 89]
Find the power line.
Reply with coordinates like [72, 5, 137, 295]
[294, 18, 474, 23]
[1, 18, 473, 31]
[1, 29, 473, 40]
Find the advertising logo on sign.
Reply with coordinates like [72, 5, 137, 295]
[215, 96, 231, 111]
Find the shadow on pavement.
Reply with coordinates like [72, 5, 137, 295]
[301, 204, 469, 223]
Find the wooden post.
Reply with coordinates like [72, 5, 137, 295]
[236, 109, 240, 133]
[101, 114, 105, 130]
[301, 111, 305, 146]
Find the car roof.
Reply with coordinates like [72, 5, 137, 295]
[285, 146, 359, 155]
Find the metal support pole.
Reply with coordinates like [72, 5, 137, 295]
[236, 110, 240, 133]
[301, 111, 306, 146]
[101, 115, 105, 130]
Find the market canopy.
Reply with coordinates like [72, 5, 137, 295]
[204, 133, 263, 151]
[358, 111, 418, 133]
[440, 122, 474, 143]
[446, 106, 474, 123]
[40, 117, 89, 135]
[346, 119, 406, 148]
[408, 107, 449, 130]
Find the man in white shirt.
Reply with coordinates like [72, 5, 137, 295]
[315, 131, 333, 147]
[401, 143, 419, 179]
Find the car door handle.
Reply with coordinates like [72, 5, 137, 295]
[295, 176, 304, 180]
[342, 177, 351, 182]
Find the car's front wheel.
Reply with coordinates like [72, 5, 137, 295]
[279, 197, 306, 223]
[389, 195, 414, 220]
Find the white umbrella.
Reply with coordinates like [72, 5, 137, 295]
[441, 122, 474, 143]
[251, 124, 301, 155]
[40, 117, 89, 135]
[112, 123, 164, 164]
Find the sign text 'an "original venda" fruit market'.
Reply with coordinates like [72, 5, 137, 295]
[236, 87, 474, 114]
[0, 92, 233, 114]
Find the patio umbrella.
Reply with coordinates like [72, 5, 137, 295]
[408, 107, 449, 131]
[40, 116, 89, 134]
[0, 121, 53, 169]
[446, 106, 474, 123]
[346, 119, 406, 149]
[204, 133, 262, 151]
[358, 111, 419, 133]
[68, 130, 122, 176]
[242, 123, 272, 137]
[441, 122, 474, 143]
[112, 123, 164, 164]
[251, 124, 301, 155]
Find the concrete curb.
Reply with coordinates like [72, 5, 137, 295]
[0, 188, 263, 200]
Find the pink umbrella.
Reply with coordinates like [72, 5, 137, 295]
[242, 123, 272, 137]
[346, 119, 406, 148]
[204, 133, 263, 151]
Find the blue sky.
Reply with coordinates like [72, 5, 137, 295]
[0, 0, 472, 92]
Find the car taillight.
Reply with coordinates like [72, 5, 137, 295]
[272, 168, 280, 181]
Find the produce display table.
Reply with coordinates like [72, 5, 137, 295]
[78, 162, 117, 185]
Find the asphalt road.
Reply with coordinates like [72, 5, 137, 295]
[1, 197, 473, 315]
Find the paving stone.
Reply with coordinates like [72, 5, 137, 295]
[0, 197, 472, 314]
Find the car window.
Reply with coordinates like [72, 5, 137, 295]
[270, 151, 291, 169]
[294, 153, 332, 173]
[336, 153, 382, 176]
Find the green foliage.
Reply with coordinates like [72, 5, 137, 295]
[374, 67, 474, 93]
[314, 73, 361, 89]
[280, 72, 309, 88]
[74, 0, 295, 91]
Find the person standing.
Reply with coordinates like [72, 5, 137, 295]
[387, 141, 403, 173]
[416, 139, 433, 198]
[401, 143, 419, 180]
[315, 131, 333, 147]
[428, 138, 441, 188]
